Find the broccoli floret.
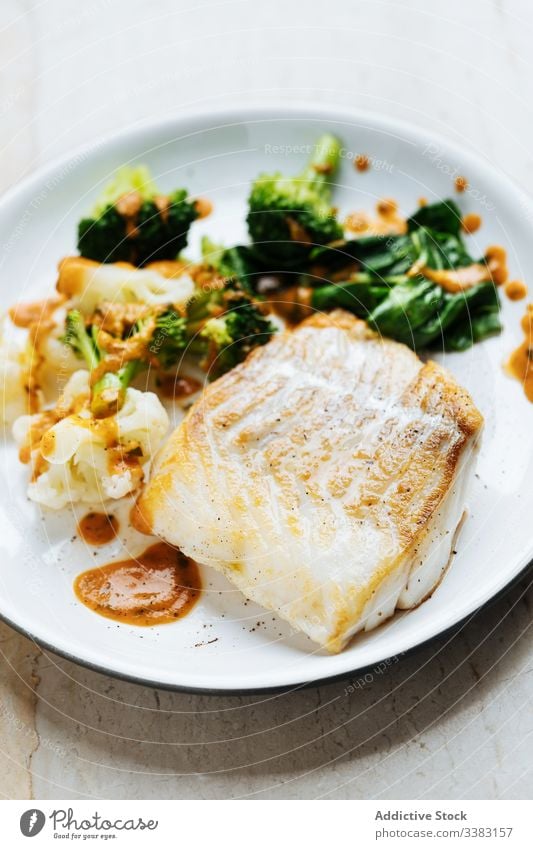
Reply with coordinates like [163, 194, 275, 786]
[200, 236, 263, 294]
[63, 309, 141, 418]
[246, 134, 343, 268]
[186, 280, 276, 377]
[64, 306, 190, 417]
[77, 166, 199, 266]
[63, 282, 275, 402]
[91, 165, 156, 216]
[201, 300, 274, 376]
[147, 309, 188, 370]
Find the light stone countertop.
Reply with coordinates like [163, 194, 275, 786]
[0, 0, 531, 800]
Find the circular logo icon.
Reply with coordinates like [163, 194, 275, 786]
[20, 810, 46, 837]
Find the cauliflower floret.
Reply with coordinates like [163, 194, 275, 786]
[31, 304, 84, 400]
[7, 297, 84, 403]
[13, 370, 169, 510]
[0, 317, 40, 424]
[57, 257, 194, 315]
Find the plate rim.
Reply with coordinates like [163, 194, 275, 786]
[1, 102, 533, 693]
[0, 562, 530, 695]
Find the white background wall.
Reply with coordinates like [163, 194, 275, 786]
[0, 0, 532, 799]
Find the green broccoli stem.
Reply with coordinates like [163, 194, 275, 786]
[91, 359, 142, 419]
[64, 309, 144, 418]
[64, 310, 100, 369]
[299, 133, 341, 189]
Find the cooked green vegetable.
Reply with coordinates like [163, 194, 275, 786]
[77, 166, 199, 266]
[63, 309, 141, 417]
[64, 275, 275, 399]
[247, 134, 343, 268]
[308, 199, 502, 351]
[186, 279, 276, 377]
[64, 307, 189, 416]
[367, 276, 501, 351]
[407, 199, 462, 236]
[146, 309, 188, 370]
[63, 308, 100, 369]
[310, 218, 472, 277]
[311, 274, 400, 315]
[200, 236, 261, 294]
[74, 154, 502, 378]
[311, 272, 500, 351]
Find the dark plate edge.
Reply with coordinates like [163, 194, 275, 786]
[0, 559, 530, 697]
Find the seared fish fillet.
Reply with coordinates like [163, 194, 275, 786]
[136, 311, 483, 652]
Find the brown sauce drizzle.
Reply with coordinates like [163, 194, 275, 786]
[268, 286, 314, 326]
[74, 542, 201, 626]
[504, 280, 527, 301]
[9, 297, 63, 329]
[485, 245, 508, 286]
[417, 263, 492, 293]
[156, 374, 203, 399]
[78, 512, 119, 546]
[145, 259, 188, 278]
[56, 256, 101, 299]
[461, 212, 482, 234]
[345, 198, 407, 237]
[130, 498, 153, 536]
[114, 191, 214, 241]
[286, 216, 312, 244]
[376, 198, 398, 217]
[506, 304, 533, 402]
[18, 410, 59, 465]
[411, 244, 508, 293]
[153, 194, 170, 224]
[115, 191, 143, 239]
[194, 197, 213, 219]
[354, 154, 370, 172]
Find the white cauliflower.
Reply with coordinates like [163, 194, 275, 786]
[6, 298, 84, 406]
[56, 257, 194, 315]
[31, 304, 84, 400]
[0, 317, 40, 424]
[13, 370, 169, 510]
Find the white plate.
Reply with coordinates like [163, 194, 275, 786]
[0, 105, 532, 693]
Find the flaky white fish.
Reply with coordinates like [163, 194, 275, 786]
[136, 311, 483, 652]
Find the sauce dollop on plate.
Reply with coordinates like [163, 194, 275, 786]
[507, 304, 533, 402]
[74, 542, 201, 626]
[78, 512, 119, 546]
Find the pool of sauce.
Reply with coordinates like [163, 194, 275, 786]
[74, 542, 201, 626]
[78, 512, 119, 546]
[506, 304, 533, 402]
[156, 374, 203, 399]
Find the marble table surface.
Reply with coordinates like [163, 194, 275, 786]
[0, 0, 531, 800]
